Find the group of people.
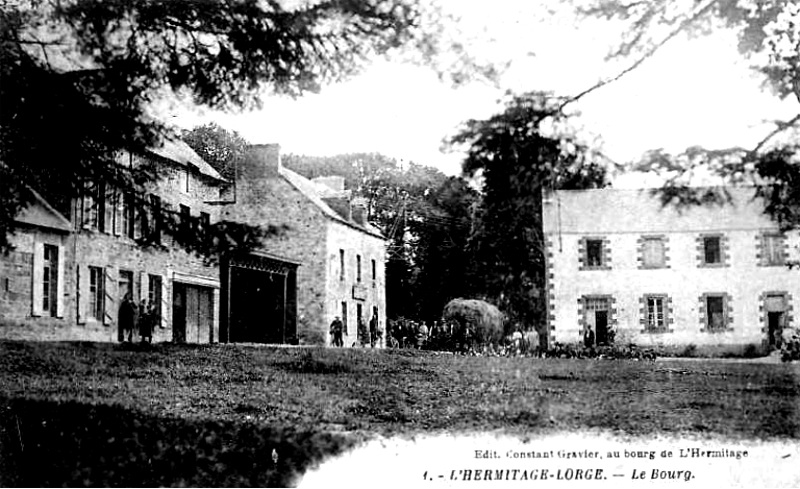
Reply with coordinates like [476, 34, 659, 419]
[329, 313, 382, 348]
[118, 293, 159, 344]
[386, 319, 448, 349]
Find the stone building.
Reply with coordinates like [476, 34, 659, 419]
[220, 145, 387, 346]
[542, 187, 800, 353]
[0, 141, 387, 347]
[1, 140, 225, 343]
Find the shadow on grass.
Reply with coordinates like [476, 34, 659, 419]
[0, 396, 356, 487]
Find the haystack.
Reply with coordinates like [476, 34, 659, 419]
[442, 298, 505, 345]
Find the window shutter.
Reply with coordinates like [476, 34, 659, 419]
[31, 242, 44, 317]
[135, 197, 146, 240]
[77, 265, 88, 324]
[114, 190, 122, 236]
[103, 267, 117, 325]
[160, 273, 171, 330]
[139, 271, 149, 306]
[55, 244, 65, 318]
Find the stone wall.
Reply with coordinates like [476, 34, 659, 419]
[324, 221, 387, 347]
[0, 153, 222, 343]
[224, 144, 388, 345]
[543, 187, 800, 348]
[222, 145, 329, 344]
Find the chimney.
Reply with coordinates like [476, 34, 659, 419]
[236, 144, 281, 206]
[351, 205, 365, 225]
[351, 196, 368, 225]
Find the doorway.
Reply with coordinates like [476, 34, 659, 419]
[584, 297, 610, 346]
[765, 294, 787, 349]
[172, 282, 213, 344]
[229, 267, 286, 344]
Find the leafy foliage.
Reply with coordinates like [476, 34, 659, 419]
[578, 1, 800, 233]
[633, 144, 800, 233]
[0, 0, 433, 254]
[578, 0, 800, 101]
[182, 123, 249, 182]
[449, 92, 608, 330]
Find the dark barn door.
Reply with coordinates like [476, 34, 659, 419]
[228, 259, 295, 344]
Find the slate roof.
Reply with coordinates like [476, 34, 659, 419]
[278, 166, 384, 239]
[543, 186, 776, 234]
[147, 139, 226, 182]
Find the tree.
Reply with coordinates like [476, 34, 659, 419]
[183, 123, 249, 182]
[409, 176, 480, 321]
[449, 91, 608, 332]
[0, 0, 451, 253]
[575, 1, 800, 226]
[574, 1, 800, 109]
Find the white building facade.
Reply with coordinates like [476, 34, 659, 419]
[543, 187, 800, 354]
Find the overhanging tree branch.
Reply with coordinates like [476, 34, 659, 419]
[560, 0, 720, 112]
[749, 113, 800, 157]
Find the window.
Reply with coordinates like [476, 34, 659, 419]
[763, 234, 785, 266]
[42, 244, 58, 317]
[184, 168, 191, 193]
[703, 236, 721, 264]
[706, 296, 725, 331]
[339, 249, 345, 281]
[586, 239, 603, 267]
[118, 270, 133, 301]
[82, 181, 104, 230]
[645, 296, 665, 331]
[121, 193, 134, 238]
[89, 266, 104, 320]
[149, 195, 161, 243]
[148, 274, 162, 325]
[642, 238, 666, 268]
[356, 254, 362, 282]
[341, 301, 348, 334]
[372, 259, 376, 281]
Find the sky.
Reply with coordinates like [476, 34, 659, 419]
[166, 1, 798, 186]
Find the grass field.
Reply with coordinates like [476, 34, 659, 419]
[0, 340, 798, 486]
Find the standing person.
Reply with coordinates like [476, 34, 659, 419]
[357, 316, 368, 347]
[416, 321, 429, 349]
[584, 326, 595, 349]
[138, 300, 153, 343]
[118, 293, 136, 343]
[511, 328, 523, 355]
[329, 316, 343, 347]
[369, 312, 379, 348]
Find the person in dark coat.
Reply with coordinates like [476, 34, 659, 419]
[583, 326, 595, 349]
[329, 316, 343, 347]
[138, 300, 153, 343]
[357, 317, 369, 347]
[369, 313, 379, 348]
[118, 293, 136, 343]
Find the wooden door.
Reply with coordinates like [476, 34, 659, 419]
[183, 285, 213, 344]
